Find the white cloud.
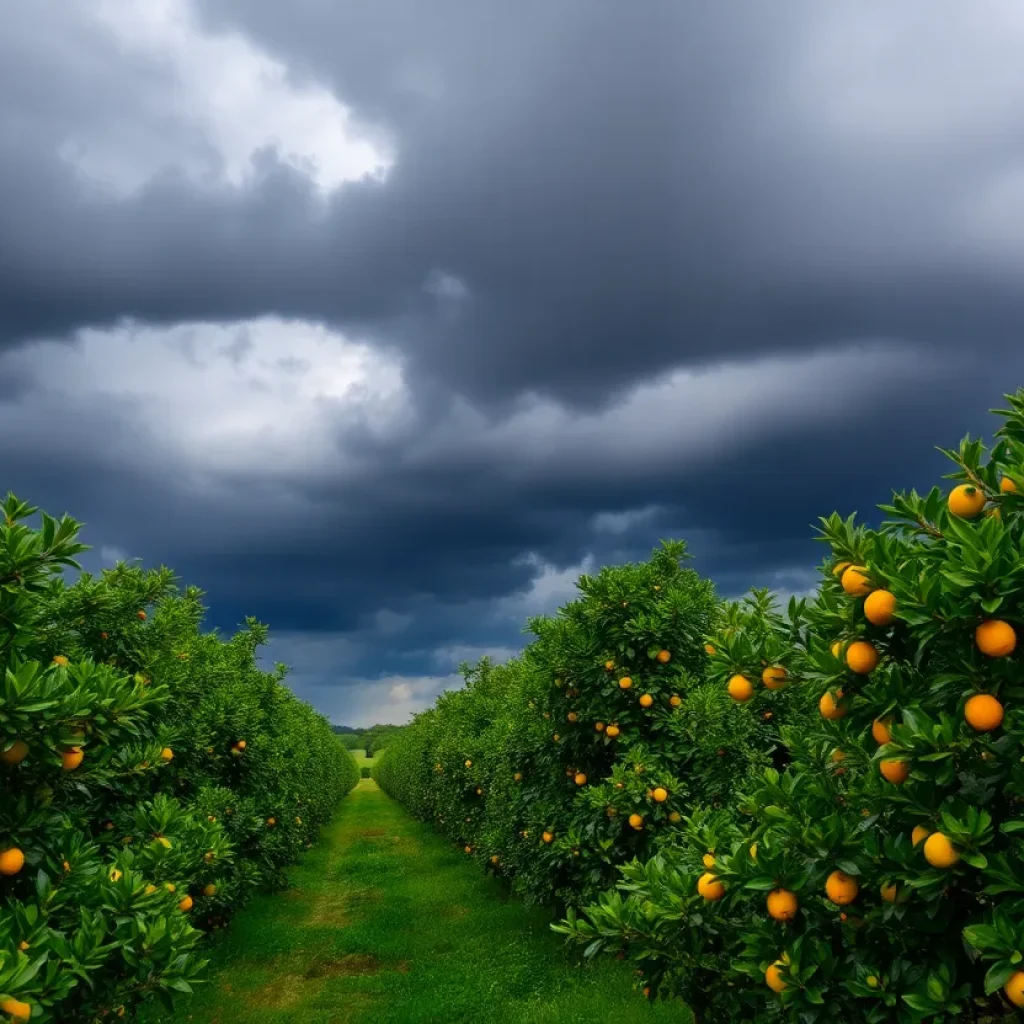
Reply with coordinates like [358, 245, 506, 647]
[58, 0, 390, 197]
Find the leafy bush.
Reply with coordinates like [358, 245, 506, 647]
[376, 541, 778, 908]
[557, 390, 1024, 1021]
[0, 494, 358, 1022]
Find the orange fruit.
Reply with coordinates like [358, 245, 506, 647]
[669, 695, 681, 707]
[846, 640, 878, 674]
[880, 759, 910, 785]
[629, 813, 644, 830]
[574, 772, 587, 786]
[702, 853, 716, 869]
[653, 787, 668, 803]
[604, 660, 615, 671]
[606, 725, 620, 738]
[948, 483, 986, 518]
[766, 888, 798, 921]
[1001, 477, 1018, 494]
[880, 882, 901, 903]
[841, 565, 873, 596]
[656, 649, 671, 663]
[178, 895, 193, 912]
[1004, 972, 1024, 1007]
[567, 711, 578, 722]
[976, 620, 1016, 657]
[638, 694, 653, 708]
[833, 560, 852, 576]
[490, 855, 500, 865]
[864, 590, 896, 626]
[203, 884, 217, 896]
[923, 832, 959, 868]
[819, 691, 847, 720]
[697, 872, 725, 901]
[236, 740, 247, 750]
[542, 831, 554, 843]
[618, 677, 633, 690]
[513, 772, 523, 781]
[668, 811, 681, 823]
[727, 675, 754, 702]
[872, 717, 893, 744]
[0, 999, 31, 1024]
[160, 748, 174, 762]
[704, 643, 716, 655]
[830, 749, 846, 764]
[825, 870, 859, 906]
[762, 666, 787, 689]
[911, 825, 930, 847]
[52, 655, 69, 666]
[61, 747, 84, 772]
[830, 640, 843, 658]
[137, 610, 146, 620]
[1, 740, 29, 766]
[0, 848, 25, 876]
[765, 961, 788, 993]
[964, 693, 1004, 731]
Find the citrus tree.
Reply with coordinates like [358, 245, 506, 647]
[557, 390, 1024, 1021]
[1, 494, 358, 1021]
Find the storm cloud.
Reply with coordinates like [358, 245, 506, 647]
[1, 0, 1022, 723]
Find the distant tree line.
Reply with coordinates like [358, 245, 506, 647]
[331, 723, 405, 757]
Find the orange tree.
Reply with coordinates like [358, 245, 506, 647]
[556, 390, 1024, 1021]
[1, 494, 357, 1022]
[377, 541, 777, 909]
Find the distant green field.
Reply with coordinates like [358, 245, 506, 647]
[351, 750, 375, 769]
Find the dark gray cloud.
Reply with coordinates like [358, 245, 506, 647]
[2, 0, 1024, 724]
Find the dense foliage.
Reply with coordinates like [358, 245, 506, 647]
[557, 390, 1024, 1021]
[0, 494, 359, 1023]
[375, 541, 780, 908]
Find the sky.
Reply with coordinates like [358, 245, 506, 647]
[3, 0, 1023, 726]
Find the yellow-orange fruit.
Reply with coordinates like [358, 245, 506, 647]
[880, 759, 910, 785]
[595, 722, 605, 732]
[948, 483, 986, 518]
[0, 848, 26, 876]
[830, 749, 846, 764]
[669, 695, 681, 707]
[1, 998, 32, 1024]
[639, 694, 654, 708]
[203, 884, 217, 897]
[846, 640, 878, 674]
[618, 676, 633, 690]
[1001, 477, 1018, 494]
[542, 831, 554, 843]
[762, 666, 787, 689]
[1004, 972, 1024, 1007]
[704, 643, 716, 655]
[61, 747, 84, 772]
[825, 870, 859, 906]
[923, 832, 960, 868]
[830, 640, 843, 658]
[880, 882, 900, 903]
[0, 740, 28, 766]
[841, 565, 873, 596]
[912, 825, 931, 847]
[697, 872, 725, 901]
[653, 787, 668, 803]
[656, 649, 671, 663]
[832, 560, 852, 577]
[766, 888, 798, 921]
[629, 813, 644, 830]
[606, 725, 620, 738]
[964, 693, 1004, 731]
[567, 711, 578, 722]
[160, 747, 174, 762]
[702, 853, 716, 869]
[976, 620, 1016, 658]
[727, 675, 754, 702]
[872, 717, 893, 744]
[574, 772, 587, 786]
[766, 961, 788, 992]
[864, 590, 896, 626]
[819, 691, 847, 720]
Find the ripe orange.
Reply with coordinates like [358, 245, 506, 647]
[52, 654, 69, 667]
[513, 772, 523, 781]
[178, 896, 193, 912]
[864, 589, 897, 626]
[668, 811, 681, 823]
[628, 813, 644, 830]
[830, 749, 846, 764]
[704, 643, 716, 655]
[912, 825, 930, 847]
[819, 691, 847, 720]
[702, 853, 716, 869]
[61, 747, 84, 772]
[653, 787, 668, 803]
[542, 831, 554, 843]
[203, 884, 217, 897]
[880, 759, 910, 784]
[574, 772, 587, 786]
[872, 717, 893, 744]
[0, 848, 25, 876]
[236, 740, 247, 750]
[948, 483, 986, 518]
[825, 870, 859, 906]
[964, 693, 1004, 731]
[762, 666, 787, 689]
[137, 610, 146, 620]
[1004, 972, 1024, 1008]
[846, 640, 878, 674]
[267, 817, 276, 827]
[464, 759, 472, 768]
[833, 560, 852, 576]
[0, 998, 31, 1023]
[1, 740, 28, 766]
[830, 640, 843, 658]
[1001, 476, 1019, 494]
[618, 677, 633, 690]
[697, 872, 724, 900]
[727, 674, 754, 702]
[605, 660, 615, 671]
[567, 711, 578, 722]
[639, 694, 653, 708]
[160, 748, 174, 762]
[923, 832, 960, 868]
[841, 565, 873, 596]
[880, 882, 901, 903]
[656, 649, 671, 663]
[669, 695, 681, 707]
[749, 842, 758, 861]
[490, 855, 500, 865]
[765, 961, 788, 993]
[606, 725, 621, 738]
[976, 620, 1016, 657]
[552, 733, 560, 743]
[766, 888, 798, 921]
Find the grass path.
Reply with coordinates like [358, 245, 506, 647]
[161, 779, 690, 1024]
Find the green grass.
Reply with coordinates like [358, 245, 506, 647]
[350, 750, 374, 770]
[155, 779, 691, 1024]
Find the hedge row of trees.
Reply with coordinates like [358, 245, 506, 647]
[0, 495, 359, 1023]
[377, 390, 1024, 1021]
